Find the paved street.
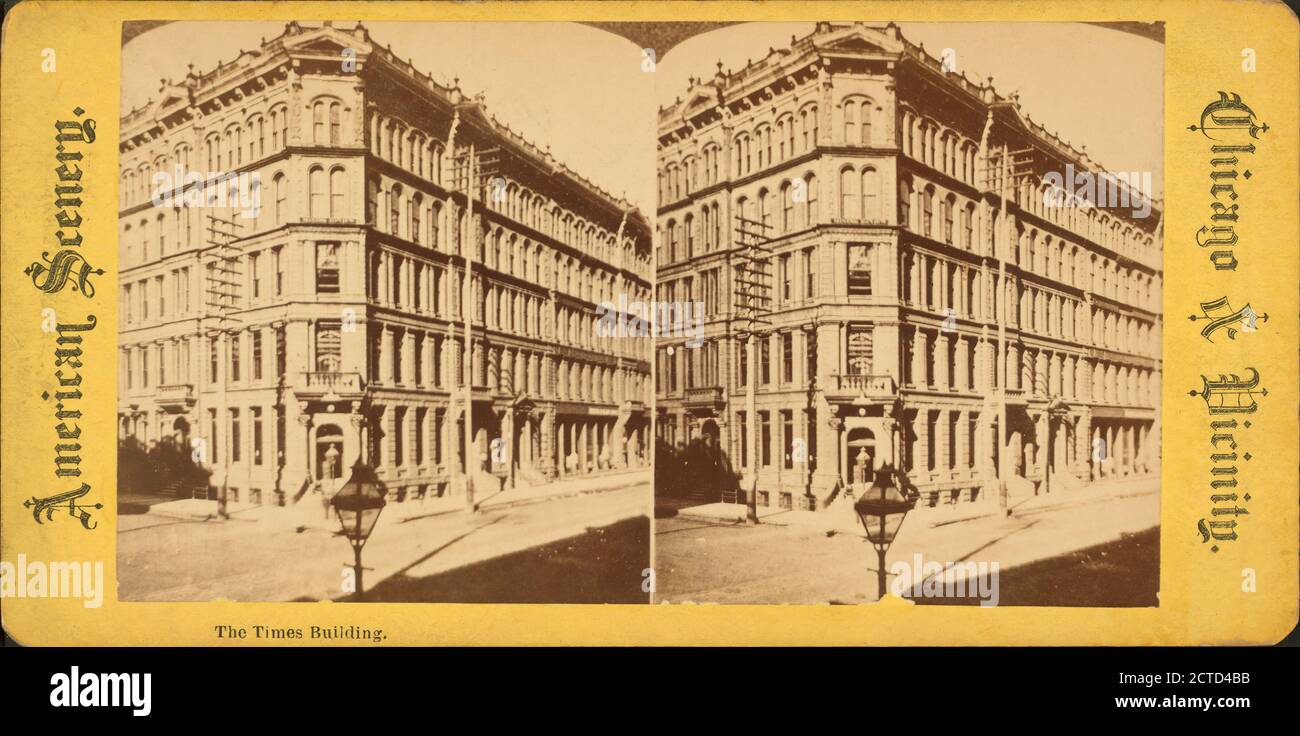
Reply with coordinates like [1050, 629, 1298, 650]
[653, 480, 1160, 605]
[118, 484, 650, 603]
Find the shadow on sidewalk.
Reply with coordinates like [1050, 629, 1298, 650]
[912, 526, 1160, 607]
[343, 516, 651, 604]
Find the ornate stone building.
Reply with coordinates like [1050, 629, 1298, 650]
[655, 22, 1161, 512]
[118, 21, 652, 506]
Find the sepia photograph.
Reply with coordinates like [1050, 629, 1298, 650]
[651, 21, 1164, 606]
[114, 20, 656, 603]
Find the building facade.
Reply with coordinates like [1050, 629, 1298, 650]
[118, 21, 653, 506]
[655, 22, 1162, 512]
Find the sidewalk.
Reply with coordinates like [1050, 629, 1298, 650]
[656, 476, 1161, 604]
[671, 475, 1157, 537]
[146, 467, 650, 531]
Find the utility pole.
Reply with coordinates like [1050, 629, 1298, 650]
[449, 142, 499, 513]
[732, 212, 773, 524]
[202, 211, 243, 519]
[980, 134, 1035, 513]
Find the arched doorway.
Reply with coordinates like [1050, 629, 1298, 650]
[847, 427, 877, 488]
[172, 417, 191, 450]
[315, 424, 344, 480]
[701, 419, 720, 450]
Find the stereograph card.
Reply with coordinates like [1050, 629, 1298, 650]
[0, 0, 1295, 646]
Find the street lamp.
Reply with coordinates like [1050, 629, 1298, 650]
[853, 465, 916, 600]
[330, 460, 387, 600]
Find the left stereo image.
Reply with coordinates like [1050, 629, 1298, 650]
[114, 20, 656, 603]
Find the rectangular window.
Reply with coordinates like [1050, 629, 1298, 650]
[737, 411, 748, 468]
[273, 247, 284, 295]
[391, 330, 403, 384]
[926, 411, 937, 471]
[252, 408, 263, 466]
[229, 335, 241, 382]
[393, 407, 405, 466]
[250, 252, 261, 299]
[804, 247, 815, 298]
[782, 332, 793, 383]
[760, 337, 771, 385]
[252, 331, 263, 381]
[414, 407, 426, 465]
[848, 243, 873, 296]
[968, 413, 979, 468]
[209, 339, 219, 383]
[230, 409, 242, 463]
[738, 341, 748, 387]
[948, 412, 958, 469]
[432, 335, 443, 386]
[208, 409, 218, 466]
[759, 411, 771, 467]
[317, 242, 340, 294]
[847, 324, 874, 376]
[413, 333, 424, 386]
[433, 409, 445, 465]
[780, 254, 791, 302]
[315, 322, 342, 372]
[781, 409, 794, 470]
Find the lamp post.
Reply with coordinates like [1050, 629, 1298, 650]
[330, 460, 387, 600]
[853, 465, 916, 600]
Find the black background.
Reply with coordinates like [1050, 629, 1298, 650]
[2, 629, 1295, 724]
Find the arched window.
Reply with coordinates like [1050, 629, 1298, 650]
[330, 102, 342, 145]
[329, 168, 347, 219]
[839, 167, 857, 220]
[431, 201, 442, 249]
[781, 182, 793, 232]
[898, 177, 913, 229]
[861, 168, 879, 220]
[313, 101, 326, 144]
[309, 167, 326, 219]
[684, 214, 695, 258]
[407, 193, 422, 244]
[205, 133, 220, 170]
[269, 107, 283, 150]
[963, 203, 975, 249]
[273, 173, 287, 225]
[942, 194, 956, 244]
[922, 186, 936, 237]
[389, 184, 402, 235]
[225, 124, 241, 167]
[805, 174, 819, 225]
[247, 116, 264, 160]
